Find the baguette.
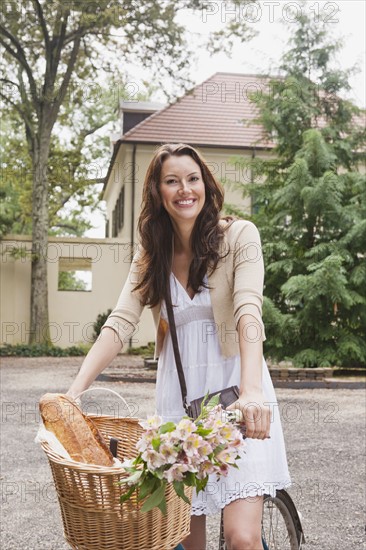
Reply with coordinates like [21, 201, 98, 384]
[39, 393, 114, 466]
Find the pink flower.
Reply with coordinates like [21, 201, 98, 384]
[159, 441, 179, 464]
[163, 463, 189, 483]
[196, 440, 213, 457]
[141, 449, 165, 470]
[183, 434, 203, 457]
[216, 448, 238, 465]
[136, 432, 154, 453]
[197, 460, 216, 479]
[139, 414, 163, 431]
[175, 418, 197, 439]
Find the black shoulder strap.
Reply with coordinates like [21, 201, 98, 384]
[165, 277, 190, 414]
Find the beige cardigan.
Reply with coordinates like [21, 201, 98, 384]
[102, 219, 266, 359]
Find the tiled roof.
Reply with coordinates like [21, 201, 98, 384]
[121, 72, 275, 149]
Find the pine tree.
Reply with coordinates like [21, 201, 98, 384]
[236, 6, 366, 367]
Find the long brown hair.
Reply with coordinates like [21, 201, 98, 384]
[134, 143, 232, 307]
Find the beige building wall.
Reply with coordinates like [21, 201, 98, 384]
[0, 236, 155, 349]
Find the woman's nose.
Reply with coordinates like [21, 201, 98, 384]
[178, 180, 190, 194]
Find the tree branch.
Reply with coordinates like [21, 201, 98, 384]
[0, 77, 21, 90]
[80, 120, 111, 140]
[49, 7, 70, 82]
[17, 68, 36, 132]
[0, 26, 38, 105]
[32, 0, 50, 51]
[49, 34, 82, 127]
[0, 90, 35, 141]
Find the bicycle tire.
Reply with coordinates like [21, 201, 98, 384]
[218, 489, 304, 550]
[262, 490, 304, 550]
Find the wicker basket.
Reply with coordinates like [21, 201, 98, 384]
[41, 413, 192, 550]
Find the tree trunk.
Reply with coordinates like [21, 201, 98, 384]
[29, 128, 51, 345]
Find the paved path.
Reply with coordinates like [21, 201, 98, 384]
[1, 357, 365, 549]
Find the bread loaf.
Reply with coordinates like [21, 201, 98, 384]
[39, 393, 114, 466]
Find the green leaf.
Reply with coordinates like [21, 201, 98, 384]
[183, 471, 197, 487]
[196, 427, 212, 436]
[138, 476, 160, 500]
[159, 422, 176, 434]
[206, 393, 220, 409]
[213, 444, 226, 456]
[151, 437, 161, 451]
[173, 481, 191, 505]
[141, 482, 167, 513]
[120, 485, 136, 503]
[156, 496, 167, 515]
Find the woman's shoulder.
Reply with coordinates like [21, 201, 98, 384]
[219, 217, 261, 244]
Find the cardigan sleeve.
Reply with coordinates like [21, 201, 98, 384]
[231, 220, 267, 342]
[101, 247, 144, 346]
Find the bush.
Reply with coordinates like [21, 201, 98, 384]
[126, 342, 155, 356]
[92, 309, 112, 341]
[0, 343, 90, 357]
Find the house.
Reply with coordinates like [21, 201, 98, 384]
[102, 72, 275, 349]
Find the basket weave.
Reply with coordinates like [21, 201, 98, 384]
[41, 414, 192, 550]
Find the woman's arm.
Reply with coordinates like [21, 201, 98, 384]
[66, 327, 122, 399]
[226, 220, 270, 439]
[230, 314, 271, 440]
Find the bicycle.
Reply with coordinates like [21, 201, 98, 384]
[174, 487, 305, 550]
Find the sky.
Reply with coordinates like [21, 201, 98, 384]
[84, 0, 365, 238]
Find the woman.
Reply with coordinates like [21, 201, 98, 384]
[67, 143, 291, 550]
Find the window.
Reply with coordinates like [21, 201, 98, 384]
[112, 186, 125, 237]
[58, 257, 92, 292]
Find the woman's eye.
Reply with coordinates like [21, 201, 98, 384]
[190, 176, 199, 182]
[166, 179, 177, 184]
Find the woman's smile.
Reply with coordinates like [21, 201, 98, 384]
[174, 198, 197, 208]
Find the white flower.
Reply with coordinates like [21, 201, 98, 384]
[183, 434, 203, 457]
[141, 449, 165, 470]
[163, 463, 189, 483]
[139, 414, 163, 431]
[159, 441, 179, 464]
[175, 418, 197, 438]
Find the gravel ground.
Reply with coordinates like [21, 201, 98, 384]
[1, 356, 365, 550]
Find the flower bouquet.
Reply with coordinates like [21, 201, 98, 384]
[119, 394, 245, 514]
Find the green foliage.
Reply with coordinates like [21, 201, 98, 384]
[234, 7, 366, 368]
[126, 342, 156, 356]
[0, 343, 90, 357]
[92, 309, 113, 341]
[58, 271, 87, 291]
[260, 129, 366, 368]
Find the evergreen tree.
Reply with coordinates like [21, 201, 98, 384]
[235, 5, 366, 367]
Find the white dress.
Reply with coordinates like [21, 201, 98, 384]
[155, 272, 292, 516]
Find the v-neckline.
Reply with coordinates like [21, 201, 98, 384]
[171, 272, 197, 302]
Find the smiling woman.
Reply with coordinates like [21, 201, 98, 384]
[67, 143, 292, 550]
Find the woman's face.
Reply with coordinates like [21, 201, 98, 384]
[159, 155, 206, 227]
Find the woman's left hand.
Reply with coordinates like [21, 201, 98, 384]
[226, 391, 271, 440]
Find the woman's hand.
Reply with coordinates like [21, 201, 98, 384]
[226, 391, 271, 439]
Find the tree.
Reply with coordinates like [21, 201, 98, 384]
[1, 78, 155, 238]
[233, 4, 366, 367]
[0, 0, 257, 344]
